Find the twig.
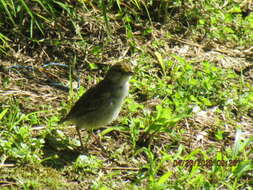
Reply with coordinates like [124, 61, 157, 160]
[102, 167, 139, 171]
[0, 181, 17, 187]
[172, 38, 253, 58]
[0, 163, 15, 168]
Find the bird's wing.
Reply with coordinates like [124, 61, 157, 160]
[61, 80, 111, 122]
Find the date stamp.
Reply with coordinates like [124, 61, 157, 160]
[173, 159, 240, 168]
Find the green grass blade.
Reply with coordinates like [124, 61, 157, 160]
[18, 0, 34, 19]
[0, 0, 16, 25]
[0, 108, 9, 120]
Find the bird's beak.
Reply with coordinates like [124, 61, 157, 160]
[127, 71, 134, 76]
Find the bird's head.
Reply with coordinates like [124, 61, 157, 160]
[105, 63, 133, 85]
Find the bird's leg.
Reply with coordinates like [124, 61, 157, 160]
[91, 130, 107, 153]
[76, 127, 85, 151]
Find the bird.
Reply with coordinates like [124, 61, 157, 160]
[60, 63, 133, 150]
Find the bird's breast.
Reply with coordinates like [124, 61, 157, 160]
[76, 82, 129, 129]
[112, 82, 129, 98]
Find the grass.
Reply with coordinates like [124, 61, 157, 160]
[0, 0, 252, 189]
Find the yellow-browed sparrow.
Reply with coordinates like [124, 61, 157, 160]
[61, 63, 133, 150]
